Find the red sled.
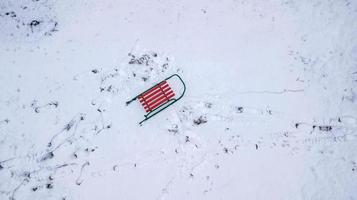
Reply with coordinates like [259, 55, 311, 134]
[126, 74, 186, 125]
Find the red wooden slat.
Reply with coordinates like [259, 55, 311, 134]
[139, 84, 169, 103]
[141, 83, 169, 100]
[140, 97, 151, 111]
[140, 87, 171, 109]
[138, 80, 178, 113]
[144, 91, 175, 111]
[140, 81, 167, 98]
[141, 81, 166, 97]
[148, 92, 175, 111]
[143, 94, 174, 112]
[144, 87, 172, 104]
[144, 107, 151, 112]
[145, 90, 174, 108]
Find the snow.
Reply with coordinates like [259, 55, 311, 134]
[0, 0, 357, 199]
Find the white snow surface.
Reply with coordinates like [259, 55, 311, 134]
[0, 0, 357, 199]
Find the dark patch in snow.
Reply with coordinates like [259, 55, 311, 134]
[31, 100, 59, 113]
[48, 101, 59, 108]
[193, 116, 207, 125]
[266, 108, 272, 115]
[235, 106, 244, 113]
[319, 126, 332, 132]
[223, 147, 229, 153]
[29, 20, 41, 32]
[1, 119, 10, 124]
[5, 11, 17, 18]
[185, 136, 190, 143]
[63, 120, 75, 131]
[168, 124, 179, 134]
[46, 183, 53, 189]
[85, 147, 97, 153]
[41, 152, 54, 161]
[0, 1, 59, 40]
[205, 102, 212, 108]
[128, 54, 152, 66]
[161, 63, 169, 72]
[34, 107, 40, 113]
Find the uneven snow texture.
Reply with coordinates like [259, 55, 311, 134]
[0, 0, 357, 199]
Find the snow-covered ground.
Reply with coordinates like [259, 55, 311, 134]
[1, 0, 357, 199]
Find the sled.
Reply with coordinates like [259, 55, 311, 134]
[126, 74, 186, 125]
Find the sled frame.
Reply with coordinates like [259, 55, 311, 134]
[126, 74, 186, 125]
